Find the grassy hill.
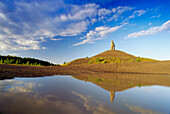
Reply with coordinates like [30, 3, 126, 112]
[66, 50, 157, 65]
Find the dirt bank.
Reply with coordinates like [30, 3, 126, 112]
[0, 61, 170, 80]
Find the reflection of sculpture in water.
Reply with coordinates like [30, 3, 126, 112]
[110, 91, 115, 103]
[110, 40, 115, 50]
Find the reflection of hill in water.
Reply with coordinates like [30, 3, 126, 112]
[72, 73, 170, 103]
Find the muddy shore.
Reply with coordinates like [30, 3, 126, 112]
[0, 61, 170, 80]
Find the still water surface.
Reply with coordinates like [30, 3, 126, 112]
[0, 73, 170, 114]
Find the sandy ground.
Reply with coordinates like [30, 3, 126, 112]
[0, 60, 170, 80]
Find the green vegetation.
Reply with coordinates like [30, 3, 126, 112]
[87, 57, 157, 64]
[63, 61, 66, 64]
[88, 60, 93, 64]
[0, 55, 55, 66]
[136, 58, 141, 62]
[88, 57, 106, 64]
[102, 60, 107, 64]
[62, 61, 72, 66]
[95, 78, 103, 83]
[65, 50, 158, 66]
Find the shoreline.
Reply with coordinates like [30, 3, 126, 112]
[1, 61, 170, 80]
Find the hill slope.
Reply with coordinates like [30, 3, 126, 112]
[93, 50, 135, 58]
[67, 50, 157, 65]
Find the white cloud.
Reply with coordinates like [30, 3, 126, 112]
[98, 8, 111, 16]
[58, 5, 134, 23]
[50, 38, 63, 41]
[7, 53, 20, 56]
[58, 21, 89, 36]
[128, 10, 147, 19]
[73, 24, 125, 46]
[98, 8, 112, 21]
[0, 1, 93, 51]
[125, 20, 170, 39]
[58, 3, 99, 21]
[108, 6, 134, 21]
[149, 23, 152, 26]
[157, 14, 161, 18]
[0, 0, 147, 51]
[151, 14, 161, 18]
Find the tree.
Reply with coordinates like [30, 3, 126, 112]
[26, 61, 29, 65]
[0, 58, 3, 63]
[4, 58, 9, 64]
[33, 62, 37, 66]
[16, 59, 19, 64]
[16, 59, 21, 64]
[9, 59, 15, 64]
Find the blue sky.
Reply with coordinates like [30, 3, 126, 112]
[0, 0, 170, 64]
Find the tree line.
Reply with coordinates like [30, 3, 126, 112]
[0, 55, 55, 66]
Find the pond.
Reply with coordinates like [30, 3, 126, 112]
[0, 73, 170, 114]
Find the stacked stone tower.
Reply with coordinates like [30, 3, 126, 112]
[110, 40, 115, 50]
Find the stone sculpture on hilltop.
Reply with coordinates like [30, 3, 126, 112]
[110, 40, 115, 50]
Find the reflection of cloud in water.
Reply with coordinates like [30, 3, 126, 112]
[0, 80, 36, 93]
[72, 91, 115, 114]
[0, 80, 83, 113]
[0, 91, 83, 113]
[8, 82, 35, 93]
[126, 104, 161, 114]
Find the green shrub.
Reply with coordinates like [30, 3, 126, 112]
[102, 60, 107, 64]
[88, 60, 93, 64]
[137, 83, 142, 87]
[95, 78, 103, 83]
[130, 82, 134, 86]
[136, 58, 141, 62]
[121, 60, 125, 63]
[95, 57, 100, 63]
[114, 58, 121, 63]
[128, 58, 134, 63]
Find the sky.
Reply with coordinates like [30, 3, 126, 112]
[0, 0, 170, 64]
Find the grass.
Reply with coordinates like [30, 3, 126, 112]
[95, 78, 103, 83]
[86, 57, 154, 64]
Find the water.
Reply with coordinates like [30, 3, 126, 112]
[0, 73, 170, 114]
